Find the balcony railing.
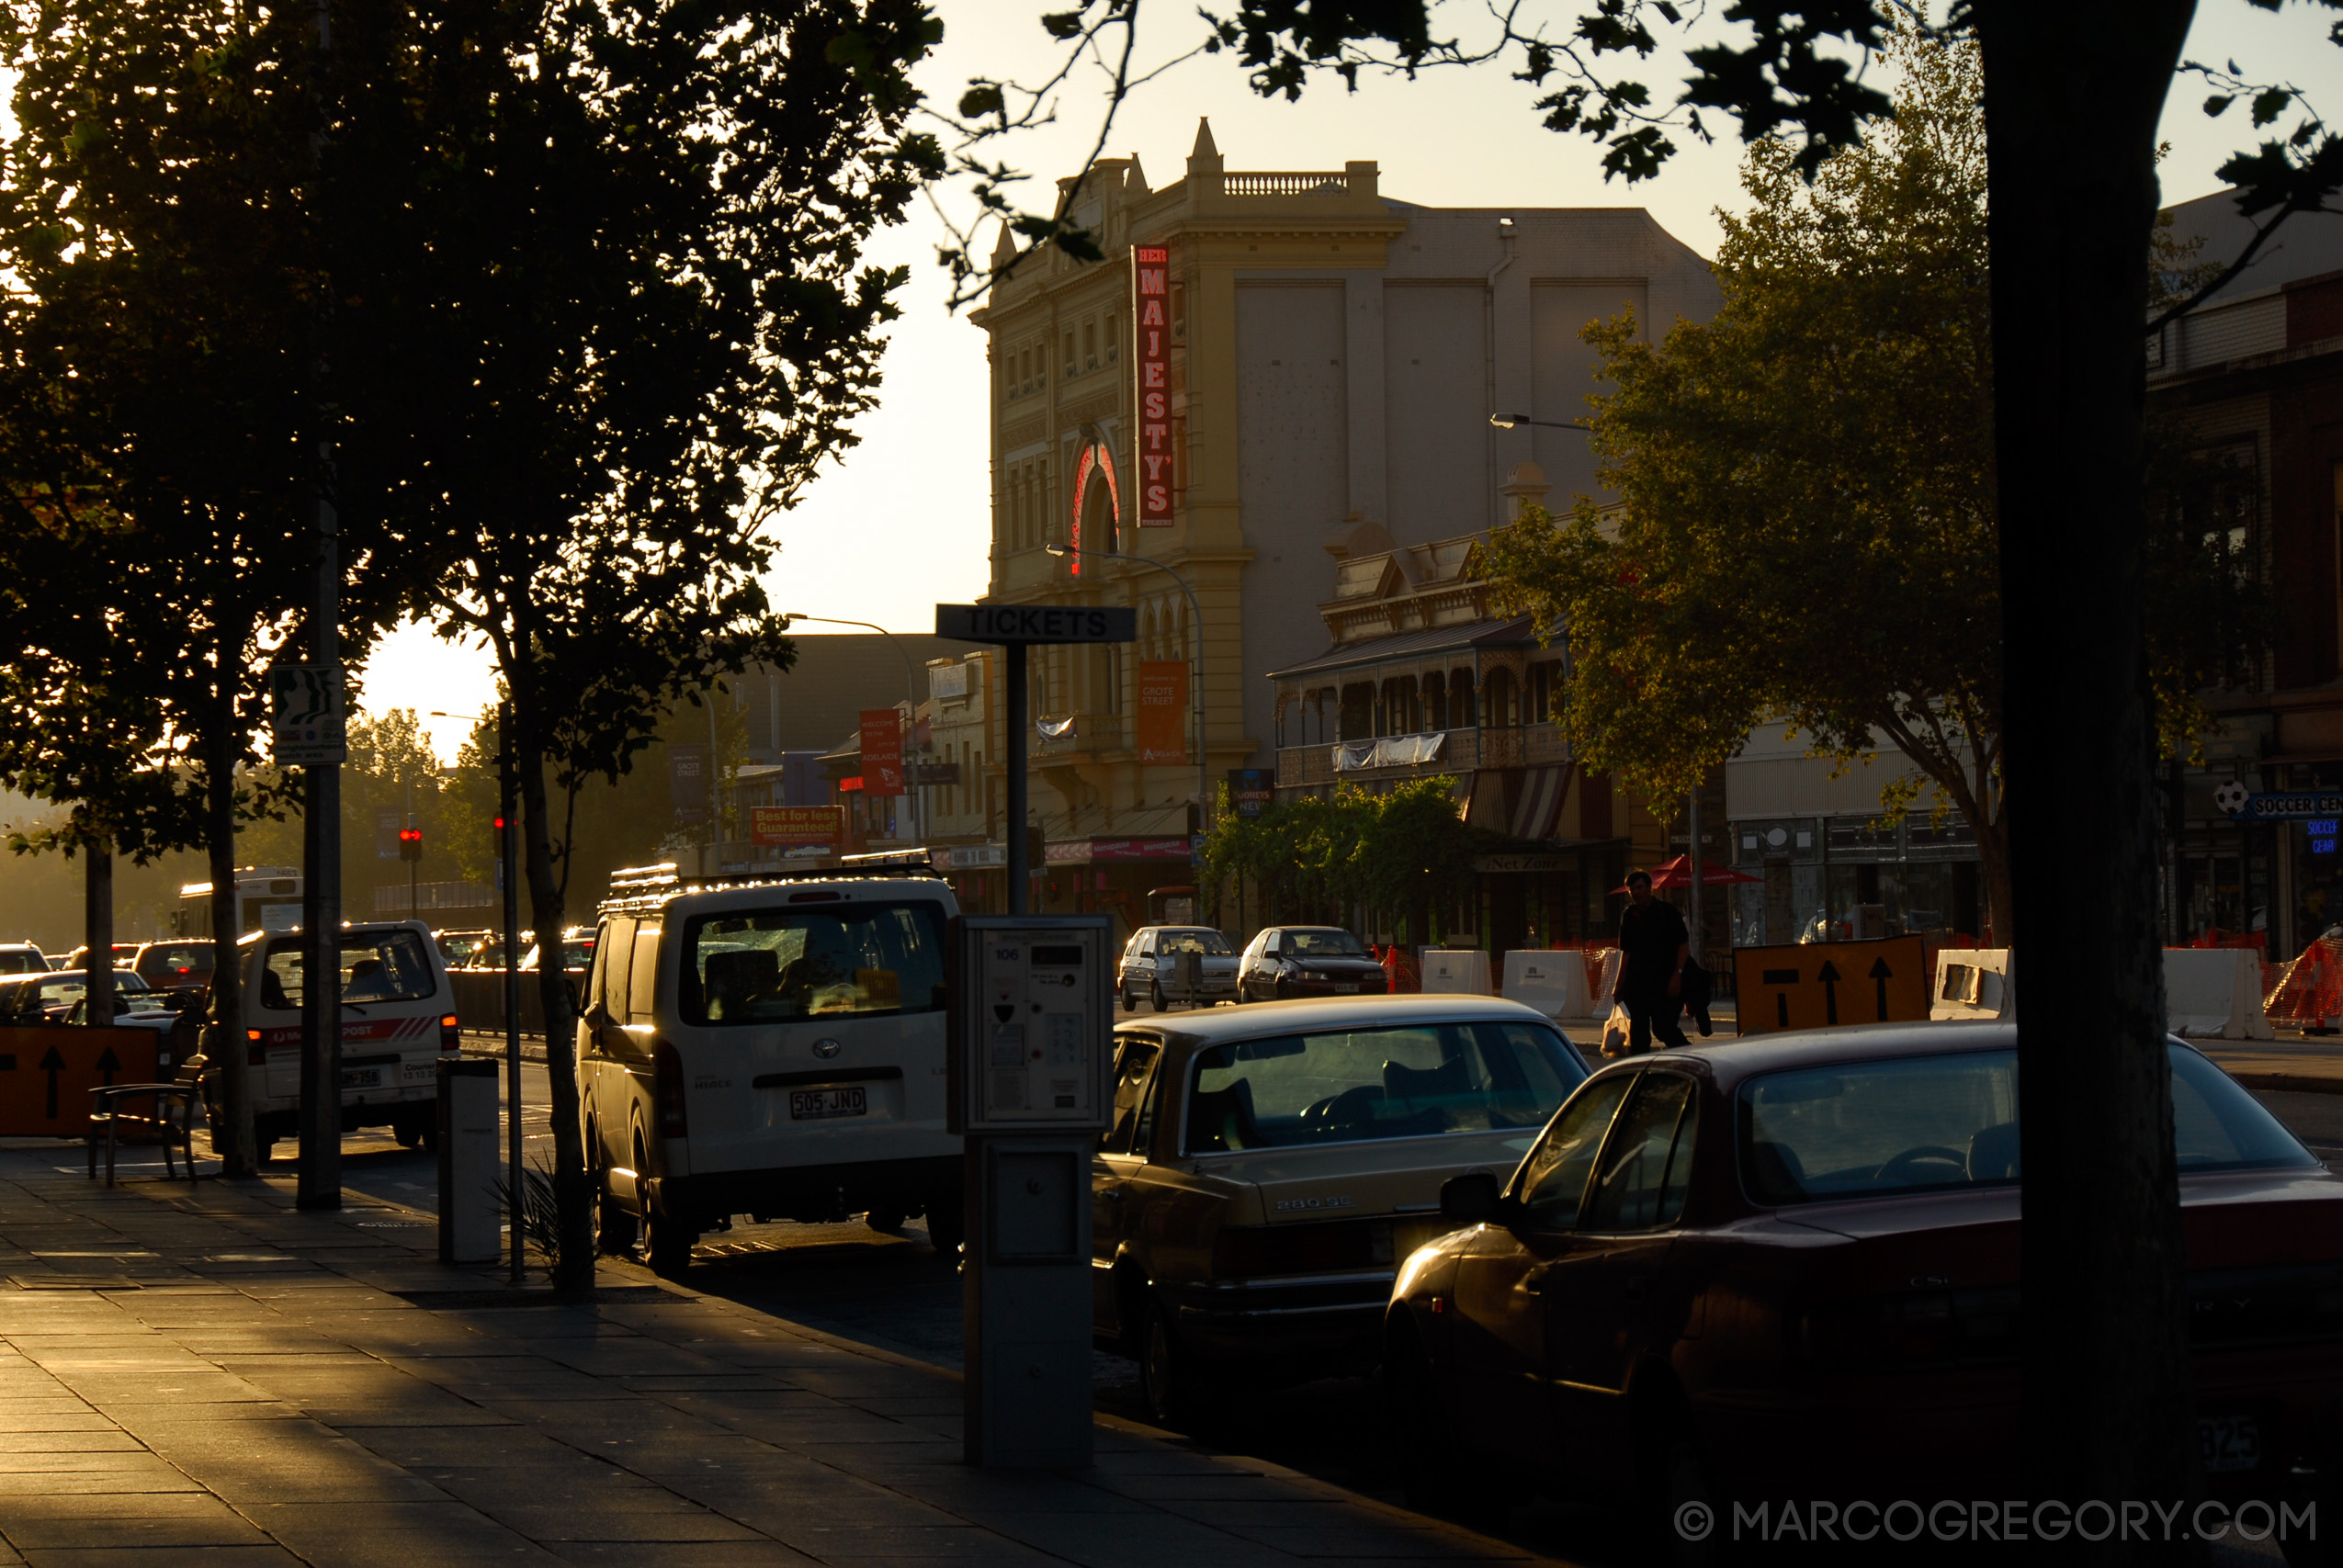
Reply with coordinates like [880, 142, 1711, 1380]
[1273, 723, 1568, 788]
[1221, 171, 1352, 197]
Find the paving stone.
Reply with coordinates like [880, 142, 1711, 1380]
[1, 1492, 275, 1549]
[16, 1549, 304, 1568]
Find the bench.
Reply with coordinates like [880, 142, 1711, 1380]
[87, 1055, 209, 1187]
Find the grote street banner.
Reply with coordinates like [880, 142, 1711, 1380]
[750, 807, 842, 848]
[1132, 244, 1173, 525]
[859, 709, 903, 796]
[1138, 660, 1188, 764]
[669, 745, 708, 823]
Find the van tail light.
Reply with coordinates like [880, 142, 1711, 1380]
[654, 1042, 689, 1139]
[246, 1029, 265, 1066]
[440, 1014, 460, 1051]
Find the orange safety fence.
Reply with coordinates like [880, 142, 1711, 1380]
[1375, 946, 1421, 994]
[2265, 931, 2343, 1032]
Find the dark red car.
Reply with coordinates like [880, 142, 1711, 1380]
[1237, 925, 1392, 1002]
[1385, 1022, 2343, 1558]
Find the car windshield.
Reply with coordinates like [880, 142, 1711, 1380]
[1156, 929, 1231, 956]
[1184, 1020, 1586, 1153]
[1739, 1044, 2318, 1205]
[262, 931, 438, 1009]
[39, 971, 146, 1006]
[1281, 930, 1366, 957]
[0, 949, 46, 975]
[681, 901, 947, 1023]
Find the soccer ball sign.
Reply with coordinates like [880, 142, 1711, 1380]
[2213, 779, 2249, 817]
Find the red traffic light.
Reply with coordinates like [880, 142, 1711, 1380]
[398, 826, 424, 862]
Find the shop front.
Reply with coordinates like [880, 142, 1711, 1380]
[1729, 813, 1985, 946]
[1040, 836, 1197, 939]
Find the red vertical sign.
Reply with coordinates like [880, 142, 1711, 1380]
[858, 709, 904, 796]
[1136, 661, 1189, 764]
[1132, 245, 1172, 525]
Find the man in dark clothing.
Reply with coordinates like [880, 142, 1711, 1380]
[1614, 869, 1691, 1055]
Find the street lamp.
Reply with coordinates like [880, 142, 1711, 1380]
[781, 615, 924, 848]
[1044, 543, 1209, 833]
[432, 705, 522, 1286]
[1488, 412, 1594, 431]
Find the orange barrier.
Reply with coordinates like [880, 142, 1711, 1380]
[2266, 931, 2343, 1032]
[0, 1026, 161, 1136]
[1377, 947, 1421, 994]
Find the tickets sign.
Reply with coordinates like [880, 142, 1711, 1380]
[1132, 245, 1173, 525]
[750, 807, 842, 847]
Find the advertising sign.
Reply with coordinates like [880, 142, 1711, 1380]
[750, 806, 841, 848]
[2224, 786, 2343, 821]
[669, 745, 708, 823]
[1132, 245, 1173, 525]
[931, 660, 970, 701]
[1137, 660, 1188, 765]
[1227, 768, 1273, 818]
[859, 709, 904, 796]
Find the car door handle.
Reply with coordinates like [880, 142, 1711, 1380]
[1102, 1188, 1124, 1201]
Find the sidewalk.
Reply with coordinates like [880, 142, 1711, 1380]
[0, 1144, 1545, 1567]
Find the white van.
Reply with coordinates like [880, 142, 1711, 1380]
[229, 920, 460, 1159]
[578, 866, 961, 1276]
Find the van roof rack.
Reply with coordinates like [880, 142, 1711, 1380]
[598, 855, 944, 915]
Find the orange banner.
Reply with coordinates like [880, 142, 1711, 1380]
[1138, 661, 1188, 765]
[859, 709, 903, 796]
[750, 807, 842, 847]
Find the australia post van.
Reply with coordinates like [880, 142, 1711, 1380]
[227, 920, 460, 1159]
[579, 863, 962, 1277]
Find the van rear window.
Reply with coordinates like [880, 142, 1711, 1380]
[261, 931, 438, 1010]
[681, 902, 946, 1024]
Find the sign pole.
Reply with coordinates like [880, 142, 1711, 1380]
[1007, 645, 1028, 916]
[499, 705, 523, 1284]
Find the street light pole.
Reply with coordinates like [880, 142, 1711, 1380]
[783, 615, 924, 847]
[1045, 544, 1207, 830]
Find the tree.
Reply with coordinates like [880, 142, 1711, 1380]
[0, 0, 351, 1176]
[1203, 779, 1477, 939]
[956, 0, 2343, 1533]
[343, 0, 941, 1288]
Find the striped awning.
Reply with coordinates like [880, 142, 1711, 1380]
[1508, 765, 1575, 840]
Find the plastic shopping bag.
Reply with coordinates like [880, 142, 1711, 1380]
[1600, 1001, 1633, 1059]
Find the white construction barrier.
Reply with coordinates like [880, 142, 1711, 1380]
[1932, 948, 2015, 1021]
[2163, 947, 2275, 1041]
[1502, 951, 1594, 1019]
[1421, 948, 1494, 996]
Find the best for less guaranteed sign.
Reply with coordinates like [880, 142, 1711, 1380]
[1133, 245, 1173, 525]
[750, 807, 842, 848]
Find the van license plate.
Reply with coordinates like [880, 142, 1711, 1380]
[340, 1067, 381, 1089]
[790, 1087, 866, 1121]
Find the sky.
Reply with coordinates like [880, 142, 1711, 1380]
[365, 0, 2343, 763]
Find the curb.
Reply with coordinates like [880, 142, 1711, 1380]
[2224, 1071, 2343, 1097]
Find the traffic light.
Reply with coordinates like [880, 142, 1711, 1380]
[398, 826, 424, 863]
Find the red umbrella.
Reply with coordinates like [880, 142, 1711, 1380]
[1614, 854, 1762, 894]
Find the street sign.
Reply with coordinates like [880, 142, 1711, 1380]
[1732, 935, 1930, 1034]
[935, 604, 1138, 644]
[269, 663, 347, 766]
[0, 1026, 156, 1135]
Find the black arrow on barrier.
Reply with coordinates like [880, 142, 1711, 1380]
[96, 1046, 120, 1088]
[1869, 957, 1895, 1021]
[1817, 961, 1842, 1025]
[39, 1045, 63, 1119]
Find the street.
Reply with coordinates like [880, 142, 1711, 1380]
[289, 1052, 2322, 1566]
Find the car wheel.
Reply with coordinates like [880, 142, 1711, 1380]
[1138, 1295, 1208, 1428]
[1386, 1325, 1477, 1520]
[1149, 978, 1166, 1012]
[1121, 984, 1138, 1013]
[866, 1206, 906, 1234]
[588, 1122, 635, 1255]
[641, 1201, 696, 1279]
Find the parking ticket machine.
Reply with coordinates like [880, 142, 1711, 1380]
[947, 915, 1112, 1468]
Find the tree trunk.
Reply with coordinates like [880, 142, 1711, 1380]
[84, 836, 113, 1028]
[1979, 0, 2201, 1546]
[204, 719, 257, 1177]
[512, 699, 595, 1293]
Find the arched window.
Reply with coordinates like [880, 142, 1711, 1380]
[1485, 668, 1518, 728]
[1451, 669, 1478, 728]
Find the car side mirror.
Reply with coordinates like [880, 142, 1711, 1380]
[1441, 1171, 1504, 1227]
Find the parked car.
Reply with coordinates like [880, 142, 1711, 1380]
[579, 870, 963, 1277]
[1237, 926, 1391, 1003]
[523, 926, 595, 973]
[0, 968, 147, 1024]
[1385, 1021, 2343, 1546]
[62, 942, 142, 973]
[131, 940, 215, 993]
[0, 942, 51, 976]
[222, 920, 460, 1158]
[68, 988, 183, 1049]
[434, 929, 497, 969]
[1117, 925, 1239, 1010]
[1093, 994, 1590, 1426]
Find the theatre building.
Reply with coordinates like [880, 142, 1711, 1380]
[964, 121, 1718, 936]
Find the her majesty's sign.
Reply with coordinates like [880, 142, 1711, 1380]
[1132, 245, 1173, 525]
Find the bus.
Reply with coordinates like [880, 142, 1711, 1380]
[175, 867, 304, 942]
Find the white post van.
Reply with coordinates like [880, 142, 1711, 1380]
[578, 865, 963, 1277]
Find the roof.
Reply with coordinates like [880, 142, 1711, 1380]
[1581, 1019, 2020, 1095]
[2162, 186, 2343, 310]
[1268, 616, 1543, 682]
[1120, 992, 1556, 1072]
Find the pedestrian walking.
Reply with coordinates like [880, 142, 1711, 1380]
[1614, 869, 1691, 1055]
